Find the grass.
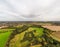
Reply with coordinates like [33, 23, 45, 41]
[0, 25, 59, 47]
[0, 26, 53, 47]
[31, 27, 44, 37]
[0, 29, 14, 47]
[9, 27, 44, 47]
[25, 27, 44, 37]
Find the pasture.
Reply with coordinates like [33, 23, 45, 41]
[0, 25, 60, 47]
[0, 29, 14, 47]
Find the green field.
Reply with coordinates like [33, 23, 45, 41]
[10, 27, 44, 47]
[0, 25, 60, 47]
[0, 29, 14, 47]
[31, 27, 44, 37]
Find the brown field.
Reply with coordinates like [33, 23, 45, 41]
[52, 31, 60, 39]
[50, 31, 60, 42]
[42, 25, 60, 31]
[42, 25, 60, 41]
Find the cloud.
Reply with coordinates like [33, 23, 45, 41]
[0, 0, 60, 21]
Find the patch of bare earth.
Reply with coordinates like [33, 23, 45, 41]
[52, 31, 60, 39]
[42, 25, 60, 31]
[42, 25, 60, 40]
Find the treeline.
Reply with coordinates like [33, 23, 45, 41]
[52, 22, 60, 26]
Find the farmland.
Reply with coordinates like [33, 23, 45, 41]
[5, 25, 60, 47]
[8, 26, 44, 47]
[0, 22, 60, 47]
[0, 29, 14, 47]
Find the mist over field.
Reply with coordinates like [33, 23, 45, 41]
[0, 0, 60, 21]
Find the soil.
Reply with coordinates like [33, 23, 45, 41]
[42, 25, 60, 31]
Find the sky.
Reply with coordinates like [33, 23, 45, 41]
[0, 0, 60, 21]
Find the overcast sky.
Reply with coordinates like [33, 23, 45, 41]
[0, 0, 60, 21]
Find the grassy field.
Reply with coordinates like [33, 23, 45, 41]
[9, 27, 44, 47]
[0, 24, 60, 47]
[0, 29, 14, 47]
